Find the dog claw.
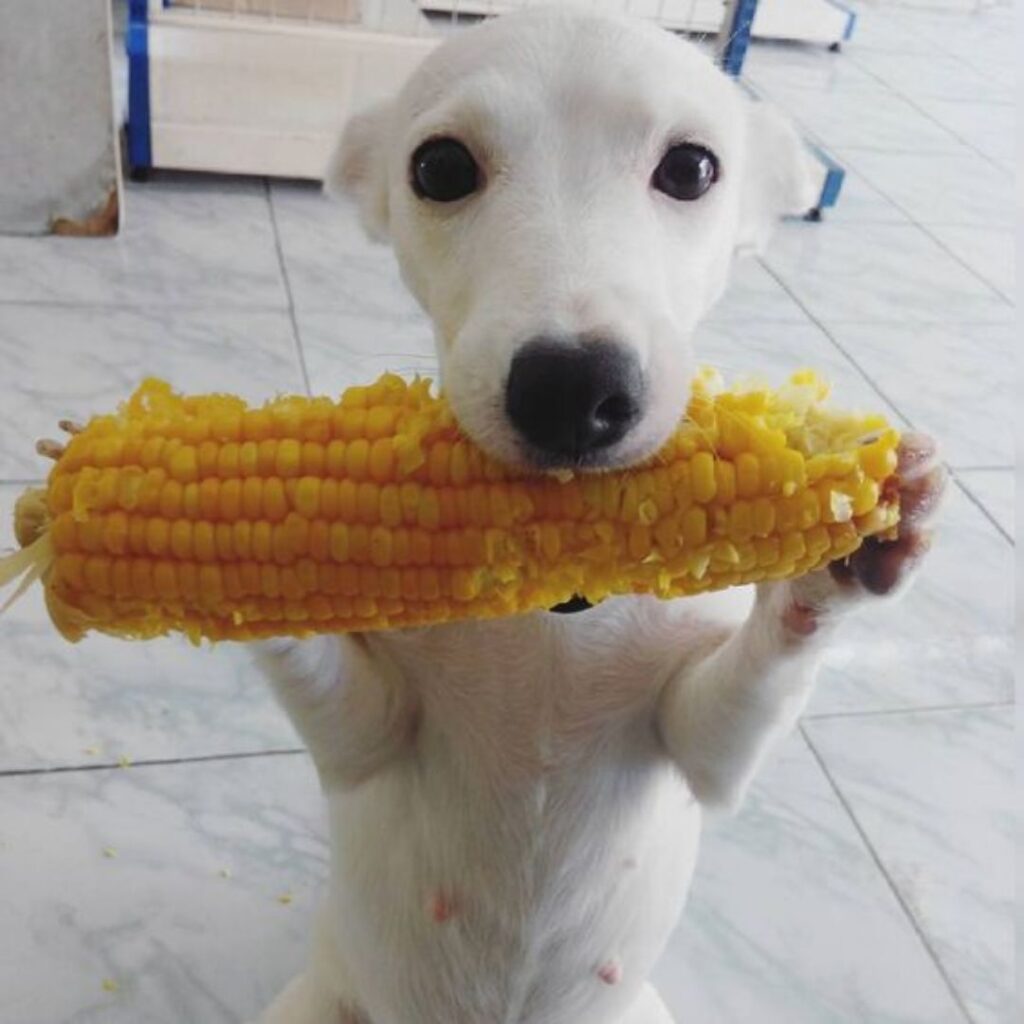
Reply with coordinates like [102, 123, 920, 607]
[896, 431, 939, 479]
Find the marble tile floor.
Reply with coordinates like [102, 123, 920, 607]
[0, 2, 1014, 1021]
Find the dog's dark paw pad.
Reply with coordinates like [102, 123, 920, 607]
[847, 530, 933, 596]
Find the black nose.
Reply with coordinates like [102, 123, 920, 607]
[505, 338, 644, 463]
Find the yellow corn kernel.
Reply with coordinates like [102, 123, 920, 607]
[169, 446, 198, 484]
[241, 478, 262, 520]
[682, 506, 708, 547]
[326, 439, 347, 477]
[301, 442, 325, 476]
[252, 521, 272, 562]
[691, 452, 716, 504]
[329, 523, 349, 563]
[362, 405, 392, 441]
[158, 479, 183, 520]
[145, 518, 170, 557]
[336, 479, 357, 521]
[852, 477, 881, 517]
[369, 438, 394, 484]
[380, 485, 402, 528]
[170, 520, 192, 561]
[276, 439, 302, 479]
[257, 439, 277, 476]
[239, 441, 259, 477]
[859, 431, 899, 479]
[729, 500, 754, 543]
[264, 478, 288, 523]
[715, 460, 737, 505]
[194, 522, 216, 563]
[346, 439, 370, 480]
[182, 482, 200, 520]
[370, 527, 393, 568]
[308, 521, 329, 562]
[735, 452, 760, 498]
[127, 516, 147, 556]
[198, 478, 220, 520]
[295, 477, 320, 519]
[221, 478, 242, 521]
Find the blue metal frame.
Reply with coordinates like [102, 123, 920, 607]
[807, 143, 845, 210]
[825, 0, 858, 41]
[738, 80, 846, 213]
[718, 0, 760, 77]
[125, 0, 152, 172]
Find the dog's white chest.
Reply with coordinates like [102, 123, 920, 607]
[322, 607, 703, 1023]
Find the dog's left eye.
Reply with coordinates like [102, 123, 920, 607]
[411, 138, 480, 203]
[652, 144, 719, 201]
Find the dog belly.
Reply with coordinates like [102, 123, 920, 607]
[322, 760, 700, 1024]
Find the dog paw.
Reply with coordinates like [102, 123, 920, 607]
[828, 432, 946, 596]
[767, 432, 947, 636]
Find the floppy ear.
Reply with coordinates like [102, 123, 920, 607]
[737, 101, 819, 255]
[324, 100, 393, 241]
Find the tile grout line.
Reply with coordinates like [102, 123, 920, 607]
[748, 58, 1012, 274]
[848, 12, 1014, 94]
[0, 746, 307, 780]
[952, 472, 1013, 545]
[753, 42, 1014, 294]
[915, 226, 1013, 304]
[754, 258, 920, 422]
[803, 699, 1012, 722]
[264, 179, 313, 398]
[798, 724, 977, 1024]
[750, 67, 1012, 108]
[754, 259, 1015, 546]
[840, 46, 1010, 177]
[0, 297, 292, 313]
[820, 150, 1012, 303]
[0, 292, 1008, 316]
[841, 46, 1012, 108]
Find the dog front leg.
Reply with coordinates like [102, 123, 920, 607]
[254, 635, 419, 786]
[655, 583, 833, 811]
[657, 433, 945, 810]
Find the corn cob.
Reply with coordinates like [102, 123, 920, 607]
[0, 370, 900, 643]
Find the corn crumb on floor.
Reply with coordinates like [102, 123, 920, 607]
[1, 370, 900, 642]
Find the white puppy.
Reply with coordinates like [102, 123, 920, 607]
[254, 10, 945, 1023]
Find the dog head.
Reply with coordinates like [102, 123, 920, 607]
[327, 9, 816, 471]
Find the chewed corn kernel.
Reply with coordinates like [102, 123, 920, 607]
[1, 370, 900, 643]
[829, 491, 854, 524]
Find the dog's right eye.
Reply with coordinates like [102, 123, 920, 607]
[411, 138, 480, 203]
[652, 143, 718, 201]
